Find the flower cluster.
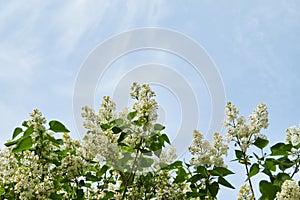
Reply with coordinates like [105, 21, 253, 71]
[13, 150, 55, 200]
[156, 145, 177, 166]
[130, 82, 158, 127]
[0, 148, 18, 193]
[237, 184, 254, 200]
[285, 125, 300, 160]
[81, 96, 122, 167]
[189, 130, 228, 168]
[155, 170, 187, 200]
[0, 108, 93, 199]
[224, 102, 268, 152]
[276, 179, 300, 200]
[27, 109, 47, 133]
[80, 82, 164, 173]
[0, 110, 55, 199]
[286, 125, 300, 147]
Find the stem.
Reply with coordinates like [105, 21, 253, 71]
[291, 155, 300, 178]
[233, 116, 256, 199]
[121, 138, 144, 199]
[243, 152, 256, 200]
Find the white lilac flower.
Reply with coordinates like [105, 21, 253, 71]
[81, 96, 116, 134]
[80, 131, 121, 166]
[60, 154, 83, 179]
[156, 145, 177, 166]
[61, 132, 81, 151]
[81, 83, 160, 172]
[224, 102, 268, 152]
[213, 133, 229, 167]
[276, 179, 300, 200]
[224, 102, 239, 127]
[12, 150, 55, 199]
[130, 82, 158, 126]
[189, 130, 228, 168]
[0, 147, 18, 183]
[155, 170, 186, 199]
[27, 109, 47, 133]
[237, 184, 254, 200]
[249, 103, 268, 133]
[99, 96, 116, 123]
[286, 125, 300, 146]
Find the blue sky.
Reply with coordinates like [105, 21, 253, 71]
[1, 1, 300, 199]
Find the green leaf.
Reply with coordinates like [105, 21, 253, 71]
[12, 136, 33, 153]
[105, 191, 114, 198]
[158, 135, 166, 146]
[161, 160, 182, 170]
[12, 127, 23, 139]
[197, 166, 209, 178]
[50, 193, 63, 200]
[189, 174, 201, 184]
[76, 188, 84, 200]
[174, 167, 187, 183]
[112, 118, 124, 126]
[263, 158, 277, 172]
[170, 160, 183, 167]
[247, 163, 259, 180]
[141, 149, 152, 156]
[86, 172, 101, 181]
[22, 120, 29, 127]
[154, 123, 165, 131]
[235, 150, 243, 159]
[98, 165, 109, 177]
[49, 120, 70, 133]
[6, 128, 34, 148]
[139, 157, 154, 168]
[133, 119, 143, 126]
[274, 173, 291, 187]
[117, 152, 132, 168]
[0, 187, 4, 195]
[270, 143, 292, 156]
[253, 152, 261, 160]
[210, 167, 234, 177]
[208, 182, 219, 197]
[23, 125, 34, 137]
[262, 169, 273, 178]
[46, 134, 62, 147]
[254, 137, 269, 149]
[127, 111, 137, 120]
[56, 139, 63, 145]
[149, 142, 162, 151]
[153, 148, 162, 157]
[121, 146, 135, 153]
[259, 180, 277, 200]
[187, 191, 203, 198]
[100, 123, 110, 130]
[278, 157, 294, 171]
[117, 132, 127, 143]
[5, 138, 20, 147]
[79, 179, 85, 187]
[218, 177, 235, 189]
[161, 134, 170, 144]
[112, 126, 122, 134]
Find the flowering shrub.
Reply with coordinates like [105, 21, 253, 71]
[0, 82, 299, 199]
[225, 102, 300, 200]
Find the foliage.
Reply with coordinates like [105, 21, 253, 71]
[0, 82, 299, 199]
[225, 102, 300, 200]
